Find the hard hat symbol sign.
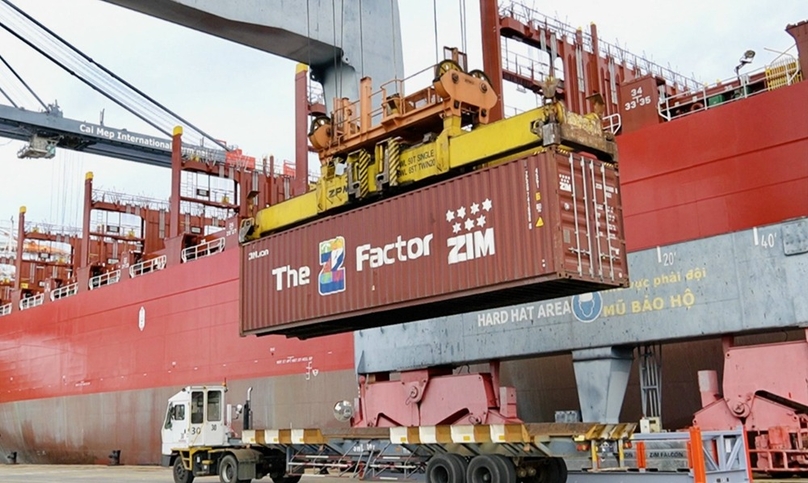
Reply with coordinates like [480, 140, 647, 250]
[572, 292, 602, 323]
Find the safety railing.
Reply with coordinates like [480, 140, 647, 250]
[501, 48, 553, 85]
[129, 255, 167, 278]
[181, 237, 226, 263]
[50, 282, 78, 301]
[329, 62, 443, 147]
[658, 57, 801, 122]
[92, 189, 169, 212]
[498, 0, 702, 92]
[0, 302, 11, 317]
[658, 72, 767, 121]
[89, 269, 121, 290]
[19, 293, 44, 310]
[765, 55, 802, 89]
[602, 113, 621, 136]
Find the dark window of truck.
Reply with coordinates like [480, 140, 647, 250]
[207, 390, 222, 422]
[191, 391, 204, 424]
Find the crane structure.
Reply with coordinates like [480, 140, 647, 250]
[238, 54, 616, 241]
[0, 102, 229, 167]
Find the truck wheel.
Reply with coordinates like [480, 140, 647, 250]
[173, 457, 195, 483]
[219, 454, 251, 483]
[466, 455, 505, 483]
[427, 454, 465, 483]
[538, 457, 567, 483]
[489, 455, 516, 483]
[551, 458, 567, 483]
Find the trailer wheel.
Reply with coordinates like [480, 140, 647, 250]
[466, 455, 506, 483]
[551, 458, 567, 483]
[537, 457, 567, 483]
[427, 454, 465, 483]
[488, 455, 515, 483]
[443, 453, 468, 481]
[173, 457, 195, 483]
[219, 454, 251, 483]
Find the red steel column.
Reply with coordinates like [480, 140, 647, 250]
[169, 126, 182, 238]
[480, 0, 504, 121]
[80, 172, 93, 268]
[13, 206, 25, 290]
[294, 63, 309, 196]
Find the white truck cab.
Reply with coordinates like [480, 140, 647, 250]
[161, 384, 290, 483]
[162, 385, 232, 460]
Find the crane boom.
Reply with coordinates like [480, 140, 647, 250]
[0, 103, 224, 167]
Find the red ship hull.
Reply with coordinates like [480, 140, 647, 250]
[0, 248, 356, 464]
[620, 79, 808, 251]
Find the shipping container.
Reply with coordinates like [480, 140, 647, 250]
[240, 151, 628, 339]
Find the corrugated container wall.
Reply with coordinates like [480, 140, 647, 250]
[240, 151, 628, 339]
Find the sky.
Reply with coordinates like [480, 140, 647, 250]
[0, 0, 804, 231]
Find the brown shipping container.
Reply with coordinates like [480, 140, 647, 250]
[241, 151, 628, 339]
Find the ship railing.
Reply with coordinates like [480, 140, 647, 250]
[50, 282, 78, 301]
[89, 269, 121, 290]
[498, 0, 701, 91]
[0, 302, 11, 317]
[181, 237, 226, 263]
[129, 255, 167, 278]
[92, 189, 169, 212]
[602, 112, 621, 136]
[656, 56, 802, 122]
[501, 48, 553, 85]
[19, 293, 44, 310]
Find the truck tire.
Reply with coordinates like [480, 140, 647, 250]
[551, 457, 567, 483]
[489, 455, 516, 483]
[427, 454, 465, 483]
[173, 457, 195, 483]
[219, 454, 251, 483]
[467, 455, 506, 483]
[271, 475, 302, 483]
[538, 457, 567, 483]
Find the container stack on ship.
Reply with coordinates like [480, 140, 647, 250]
[0, 0, 805, 475]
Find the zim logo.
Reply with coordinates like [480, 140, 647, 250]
[318, 236, 346, 295]
[572, 292, 603, 323]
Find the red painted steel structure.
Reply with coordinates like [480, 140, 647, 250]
[0, 4, 805, 467]
[240, 152, 627, 339]
[480, 0, 504, 122]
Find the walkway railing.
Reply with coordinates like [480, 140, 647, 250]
[181, 237, 226, 263]
[89, 269, 121, 290]
[129, 255, 167, 278]
[659, 56, 801, 122]
[0, 302, 11, 317]
[50, 282, 78, 301]
[19, 293, 44, 310]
